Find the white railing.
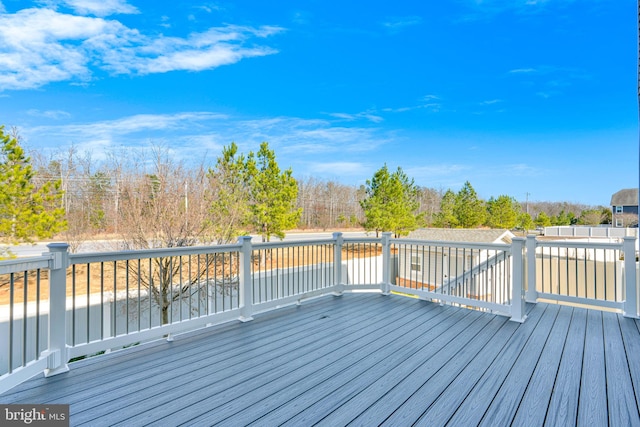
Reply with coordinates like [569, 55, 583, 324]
[525, 235, 638, 316]
[389, 237, 517, 318]
[1, 233, 637, 394]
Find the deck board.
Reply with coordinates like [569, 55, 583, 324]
[442, 302, 553, 426]
[544, 307, 586, 427]
[477, 303, 563, 426]
[578, 310, 607, 426]
[603, 311, 640, 426]
[79, 294, 409, 425]
[355, 312, 508, 426]
[310, 309, 489, 426]
[511, 305, 572, 427]
[398, 313, 521, 426]
[215, 302, 451, 426]
[619, 316, 640, 413]
[2, 293, 640, 427]
[143, 298, 442, 426]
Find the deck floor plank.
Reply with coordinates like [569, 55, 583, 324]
[305, 310, 491, 427]
[477, 304, 567, 426]
[79, 295, 419, 425]
[603, 311, 640, 426]
[543, 307, 587, 427]
[577, 310, 607, 426]
[208, 309, 458, 425]
[443, 303, 559, 427]
[3, 293, 360, 402]
[507, 305, 573, 427]
[142, 298, 444, 426]
[216, 303, 456, 426]
[47, 295, 379, 418]
[398, 311, 522, 427]
[355, 312, 509, 426]
[619, 316, 640, 413]
[276, 307, 476, 427]
[2, 293, 640, 427]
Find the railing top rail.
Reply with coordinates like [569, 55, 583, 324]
[534, 240, 624, 250]
[252, 239, 336, 250]
[341, 237, 383, 244]
[69, 242, 243, 265]
[391, 238, 512, 252]
[0, 255, 52, 274]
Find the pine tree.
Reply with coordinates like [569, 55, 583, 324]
[535, 212, 552, 227]
[207, 142, 252, 244]
[516, 212, 534, 231]
[361, 165, 423, 237]
[388, 167, 423, 237]
[454, 181, 485, 228]
[486, 195, 520, 229]
[246, 142, 301, 242]
[0, 126, 66, 249]
[360, 165, 392, 235]
[433, 189, 458, 228]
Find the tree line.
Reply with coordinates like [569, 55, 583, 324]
[0, 125, 612, 254]
[356, 166, 611, 238]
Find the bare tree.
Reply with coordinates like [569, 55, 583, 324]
[115, 145, 224, 324]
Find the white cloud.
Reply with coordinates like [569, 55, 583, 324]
[104, 26, 283, 75]
[509, 68, 537, 74]
[233, 116, 392, 156]
[60, 0, 139, 16]
[381, 95, 444, 115]
[328, 111, 384, 123]
[479, 99, 502, 105]
[508, 65, 587, 99]
[193, 4, 222, 14]
[23, 112, 393, 162]
[536, 91, 555, 98]
[464, 0, 556, 16]
[33, 112, 229, 138]
[382, 16, 422, 32]
[27, 109, 72, 119]
[0, 7, 284, 90]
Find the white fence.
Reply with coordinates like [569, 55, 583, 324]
[545, 226, 639, 238]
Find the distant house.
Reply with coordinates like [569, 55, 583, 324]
[396, 228, 515, 304]
[611, 188, 638, 228]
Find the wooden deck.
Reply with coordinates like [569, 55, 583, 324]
[2, 292, 640, 426]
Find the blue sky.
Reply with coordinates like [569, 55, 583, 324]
[0, 0, 636, 206]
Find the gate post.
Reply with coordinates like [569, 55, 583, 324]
[381, 233, 392, 295]
[333, 232, 344, 294]
[45, 243, 70, 377]
[510, 237, 526, 323]
[238, 236, 254, 322]
[623, 236, 638, 318]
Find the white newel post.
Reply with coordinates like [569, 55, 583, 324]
[333, 232, 344, 294]
[45, 243, 70, 377]
[510, 237, 526, 323]
[623, 236, 639, 318]
[381, 232, 392, 295]
[238, 236, 254, 322]
[525, 235, 538, 303]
